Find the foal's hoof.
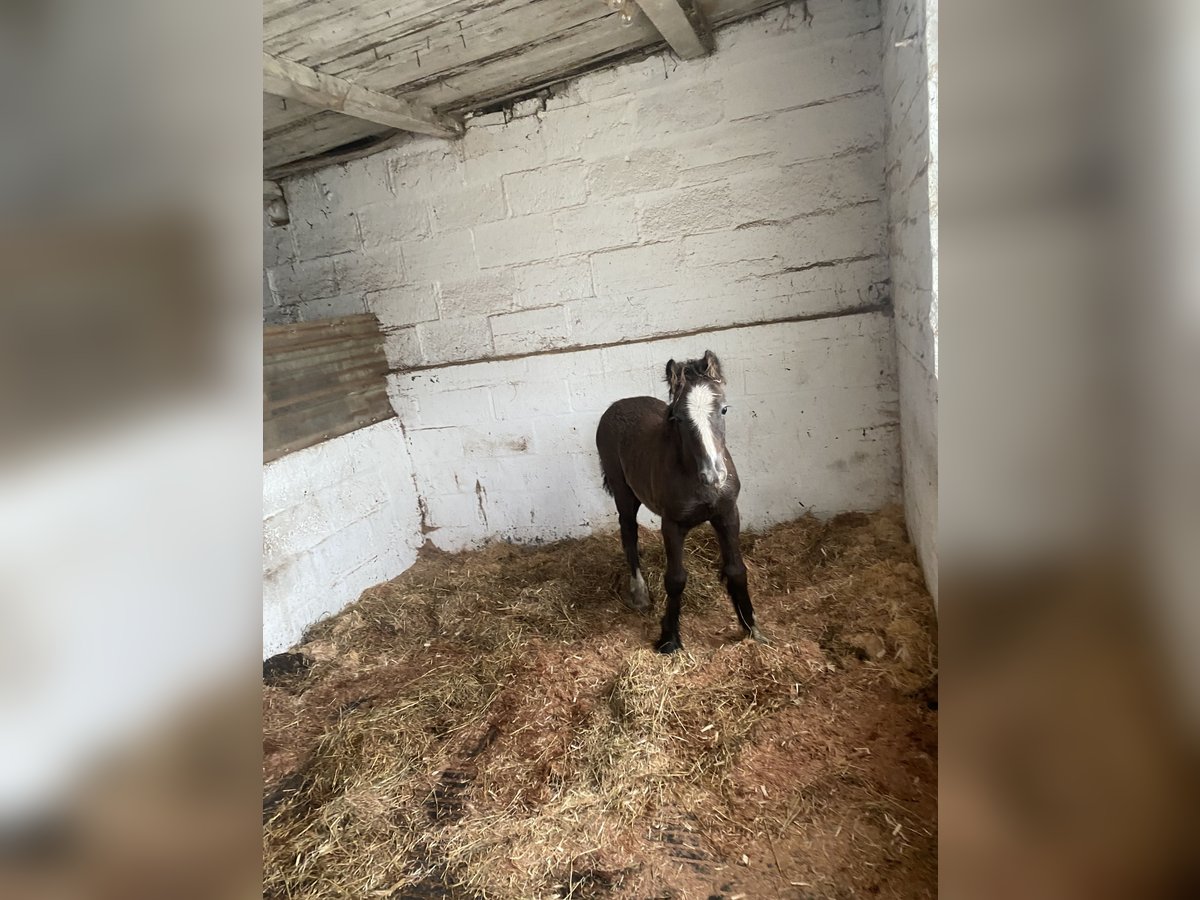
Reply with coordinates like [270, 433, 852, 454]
[655, 635, 683, 654]
[625, 573, 651, 613]
[744, 626, 770, 646]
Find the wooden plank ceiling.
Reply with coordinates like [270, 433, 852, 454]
[264, 0, 788, 177]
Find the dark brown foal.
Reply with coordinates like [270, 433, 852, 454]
[595, 350, 764, 653]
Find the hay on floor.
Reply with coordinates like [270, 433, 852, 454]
[263, 507, 937, 900]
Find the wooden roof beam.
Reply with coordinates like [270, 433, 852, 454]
[263, 52, 464, 139]
[637, 0, 712, 60]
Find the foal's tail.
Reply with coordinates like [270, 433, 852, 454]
[597, 408, 614, 496]
[597, 403, 633, 498]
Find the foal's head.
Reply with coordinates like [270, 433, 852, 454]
[665, 350, 730, 487]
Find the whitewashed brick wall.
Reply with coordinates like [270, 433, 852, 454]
[263, 0, 889, 351]
[263, 419, 423, 656]
[262, 1, 905, 577]
[882, 0, 938, 599]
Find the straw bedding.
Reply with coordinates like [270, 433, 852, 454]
[263, 507, 937, 899]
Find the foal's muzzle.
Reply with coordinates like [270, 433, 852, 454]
[699, 462, 727, 486]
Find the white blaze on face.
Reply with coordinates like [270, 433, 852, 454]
[685, 383, 723, 474]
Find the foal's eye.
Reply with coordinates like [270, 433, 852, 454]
[720, 406, 729, 416]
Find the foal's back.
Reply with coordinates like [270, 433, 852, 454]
[596, 396, 668, 505]
[597, 396, 666, 448]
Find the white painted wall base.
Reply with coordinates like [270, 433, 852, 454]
[392, 311, 900, 551]
[263, 419, 422, 657]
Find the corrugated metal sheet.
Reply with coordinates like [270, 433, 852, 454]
[263, 314, 394, 462]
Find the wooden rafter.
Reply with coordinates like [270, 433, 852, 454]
[638, 0, 712, 60]
[263, 52, 464, 139]
[265, 133, 411, 182]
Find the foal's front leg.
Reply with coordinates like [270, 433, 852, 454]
[712, 508, 765, 642]
[655, 519, 688, 653]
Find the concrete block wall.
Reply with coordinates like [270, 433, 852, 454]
[263, 0, 905, 576]
[263, 419, 423, 656]
[882, 0, 938, 599]
[263, 0, 889, 352]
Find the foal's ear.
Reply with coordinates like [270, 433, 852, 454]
[665, 358, 684, 396]
[702, 349, 723, 382]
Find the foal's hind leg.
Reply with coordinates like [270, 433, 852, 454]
[613, 484, 650, 612]
[711, 508, 766, 643]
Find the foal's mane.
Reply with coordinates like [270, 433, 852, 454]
[665, 350, 724, 400]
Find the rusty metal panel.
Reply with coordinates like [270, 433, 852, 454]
[263, 314, 394, 462]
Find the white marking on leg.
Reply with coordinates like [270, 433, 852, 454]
[630, 569, 649, 610]
[685, 383, 723, 475]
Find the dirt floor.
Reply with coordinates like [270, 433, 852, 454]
[263, 507, 937, 900]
